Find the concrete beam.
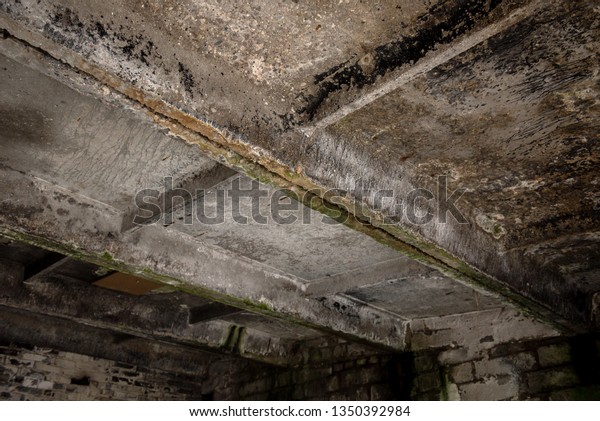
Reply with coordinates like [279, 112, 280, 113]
[303, 0, 546, 134]
[0, 261, 305, 366]
[0, 168, 409, 349]
[409, 307, 560, 356]
[0, 305, 249, 376]
[304, 256, 429, 297]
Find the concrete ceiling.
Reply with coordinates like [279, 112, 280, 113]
[0, 0, 598, 362]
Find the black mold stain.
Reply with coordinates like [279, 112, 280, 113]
[50, 7, 84, 34]
[528, 209, 600, 234]
[45, 6, 162, 70]
[178, 62, 195, 96]
[298, 0, 504, 121]
[94, 22, 108, 38]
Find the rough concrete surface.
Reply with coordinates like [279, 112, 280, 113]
[0, 0, 599, 401]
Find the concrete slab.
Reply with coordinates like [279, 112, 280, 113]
[316, 0, 600, 326]
[0, 0, 501, 128]
[168, 174, 400, 281]
[324, 1, 599, 250]
[345, 271, 501, 319]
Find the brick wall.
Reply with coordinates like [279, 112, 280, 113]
[0, 341, 292, 401]
[0, 345, 203, 400]
[0, 339, 396, 401]
[410, 335, 600, 400]
[256, 339, 398, 401]
[259, 354, 395, 401]
[2, 331, 599, 401]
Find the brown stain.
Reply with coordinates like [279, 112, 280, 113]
[93, 272, 163, 295]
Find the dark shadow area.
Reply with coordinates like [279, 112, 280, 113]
[386, 352, 415, 400]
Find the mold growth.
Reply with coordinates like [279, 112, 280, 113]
[178, 62, 195, 96]
[45, 6, 163, 71]
[297, 0, 505, 121]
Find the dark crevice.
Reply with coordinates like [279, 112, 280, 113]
[569, 334, 600, 386]
[387, 353, 415, 400]
[23, 251, 65, 280]
[70, 376, 90, 386]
